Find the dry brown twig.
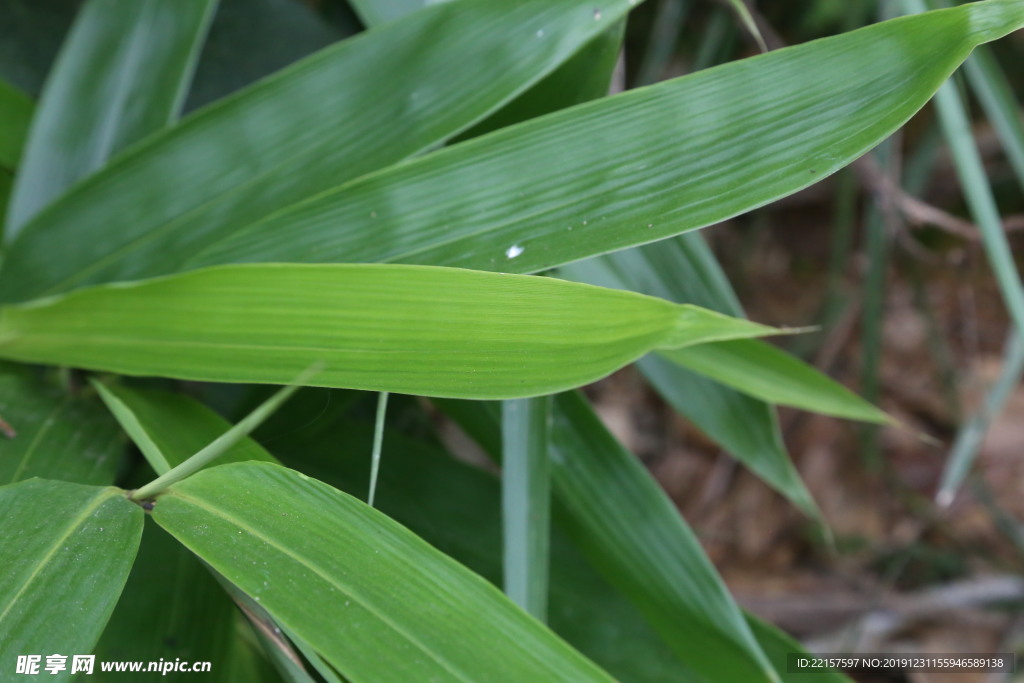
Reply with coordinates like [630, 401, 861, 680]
[855, 156, 1024, 240]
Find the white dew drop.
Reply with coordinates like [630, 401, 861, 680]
[536, 29, 545, 38]
[593, 9, 602, 20]
[505, 244, 525, 259]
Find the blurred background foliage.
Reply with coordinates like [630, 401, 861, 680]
[3, 1, 1024, 680]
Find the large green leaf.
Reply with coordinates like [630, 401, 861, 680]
[548, 391, 776, 681]
[5, 0, 218, 238]
[0, 0, 644, 302]
[0, 78, 32, 171]
[0, 362, 123, 486]
[158, 1, 1024, 277]
[91, 385, 327, 682]
[94, 519, 279, 683]
[0, 479, 143, 680]
[260, 406, 691, 680]
[152, 461, 613, 681]
[0, 263, 777, 399]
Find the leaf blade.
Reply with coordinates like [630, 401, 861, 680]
[0, 363, 123, 486]
[152, 461, 613, 682]
[0, 0, 643, 302]
[5, 0, 218, 237]
[174, 2, 1024, 277]
[0, 264, 777, 399]
[0, 479, 143, 678]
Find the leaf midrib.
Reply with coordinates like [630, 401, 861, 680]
[161, 486, 477, 683]
[0, 487, 116, 623]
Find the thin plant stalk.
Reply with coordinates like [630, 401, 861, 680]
[502, 395, 552, 621]
[367, 391, 389, 507]
[131, 367, 319, 501]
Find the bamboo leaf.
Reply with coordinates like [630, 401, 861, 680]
[95, 519, 280, 683]
[161, 1, 1024, 278]
[548, 391, 778, 681]
[639, 353, 824, 520]
[94, 384, 278, 471]
[0, 479, 143, 679]
[661, 340, 891, 423]
[437, 395, 845, 681]
[560, 237, 825, 520]
[0, 0, 644, 302]
[152, 461, 613, 681]
[0, 264, 779, 399]
[5, 0, 218, 237]
[0, 362, 123, 486]
[265, 406, 695, 680]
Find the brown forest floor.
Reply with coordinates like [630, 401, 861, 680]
[585, 141, 1024, 683]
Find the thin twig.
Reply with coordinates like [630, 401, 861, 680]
[856, 156, 1024, 240]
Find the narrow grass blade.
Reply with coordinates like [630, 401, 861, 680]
[0, 0, 645, 302]
[170, 2, 1024, 281]
[722, 0, 768, 52]
[935, 5, 1024, 506]
[0, 362, 123, 485]
[131, 372, 311, 500]
[909, 0, 1024, 502]
[964, 46, 1024, 181]
[0, 263, 780, 400]
[0, 479, 143, 679]
[152, 461, 614, 681]
[910, 16, 1024, 339]
[5, 0, 218, 238]
[937, 332, 1024, 506]
[502, 395, 551, 620]
[0, 78, 32, 170]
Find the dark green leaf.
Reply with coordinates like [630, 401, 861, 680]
[153, 461, 614, 681]
[6, 0, 218, 237]
[95, 519, 279, 682]
[165, 2, 1024, 280]
[0, 0, 643, 301]
[0, 479, 143, 680]
[548, 391, 777, 681]
[0, 363, 123, 486]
